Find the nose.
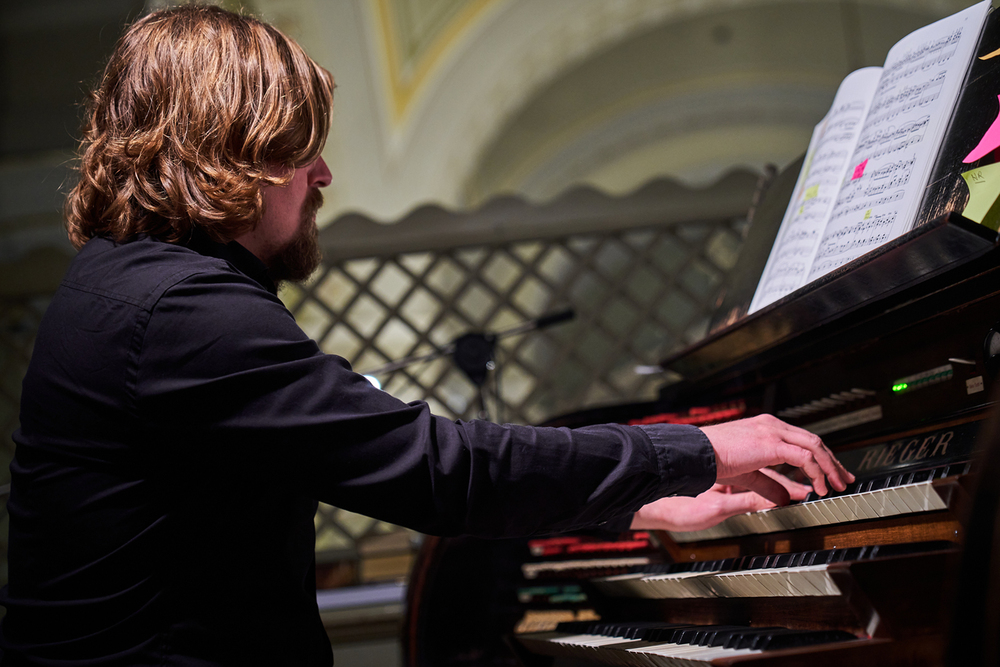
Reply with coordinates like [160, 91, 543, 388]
[309, 157, 332, 188]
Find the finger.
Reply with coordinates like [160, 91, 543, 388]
[782, 424, 847, 495]
[718, 470, 791, 506]
[715, 490, 778, 516]
[776, 443, 829, 496]
[759, 467, 812, 501]
[775, 424, 853, 491]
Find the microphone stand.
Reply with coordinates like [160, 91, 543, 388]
[361, 309, 575, 422]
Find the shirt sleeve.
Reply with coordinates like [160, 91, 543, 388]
[135, 270, 717, 537]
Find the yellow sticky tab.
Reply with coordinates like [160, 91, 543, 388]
[804, 185, 819, 201]
[798, 205, 804, 215]
[961, 162, 1000, 229]
[864, 209, 871, 220]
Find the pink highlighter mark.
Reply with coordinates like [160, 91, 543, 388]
[851, 159, 868, 180]
[964, 95, 1000, 163]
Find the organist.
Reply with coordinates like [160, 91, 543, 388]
[0, 5, 853, 666]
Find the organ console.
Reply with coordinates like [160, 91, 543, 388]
[404, 9, 1000, 665]
[403, 211, 999, 665]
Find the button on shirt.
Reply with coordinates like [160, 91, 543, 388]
[0, 233, 716, 666]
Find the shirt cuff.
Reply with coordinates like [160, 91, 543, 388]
[637, 423, 717, 497]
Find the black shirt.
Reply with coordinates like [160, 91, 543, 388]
[0, 234, 716, 665]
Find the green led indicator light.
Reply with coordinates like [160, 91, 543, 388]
[892, 383, 908, 392]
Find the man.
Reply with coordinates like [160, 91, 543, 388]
[0, 5, 852, 666]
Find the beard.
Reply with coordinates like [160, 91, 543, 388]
[268, 187, 324, 284]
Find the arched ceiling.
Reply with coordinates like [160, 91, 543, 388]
[463, 2, 957, 203]
[271, 0, 980, 223]
[0, 0, 984, 267]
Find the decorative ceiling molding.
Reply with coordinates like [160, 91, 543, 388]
[320, 169, 761, 258]
[371, 0, 499, 124]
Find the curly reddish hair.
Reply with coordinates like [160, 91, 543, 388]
[65, 3, 334, 250]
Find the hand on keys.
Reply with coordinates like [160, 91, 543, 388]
[702, 414, 854, 500]
[631, 474, 809, 532]
[632, 415, 854, 532]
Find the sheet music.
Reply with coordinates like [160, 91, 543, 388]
[807, 1, 989, 281]
[749, 69, 881, 312]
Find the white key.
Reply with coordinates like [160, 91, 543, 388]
[886, 484, 920, 513]
[909, 482, 948, 512]
[816, 498, 850, 524]
[824, 494, 853, 521]
[870, 486, 908, 517]
[849, 490, 883, 520]
[800, 499, 832, 527]
[890, 483, 926, 513]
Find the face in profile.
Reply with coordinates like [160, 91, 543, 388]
[267, 183, 324, 283]
[247, 157, 332, 283]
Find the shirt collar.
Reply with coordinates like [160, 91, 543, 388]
[184, 227, 278, 295]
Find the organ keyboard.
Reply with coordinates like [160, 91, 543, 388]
[520, 622, 859, 665]
[666, 462, 969, 543]
[590, 540, 953, 599]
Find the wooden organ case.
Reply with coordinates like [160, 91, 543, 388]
[404, 9, 1000, 666]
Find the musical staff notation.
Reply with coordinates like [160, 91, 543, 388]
[747, 1, 989, 314]
[829, 189, 906, 222]
[812, 211, 897, 263]
[855, 116, 930, 154]
[876, 28, 963, 88]
[867, 72, 947, 118]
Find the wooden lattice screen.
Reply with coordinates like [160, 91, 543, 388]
[285, 174, 760, 573]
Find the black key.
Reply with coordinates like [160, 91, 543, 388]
[693, 558, 724, 572]
[609, 622, 684, 640]
[626, 623, 692, 641]
[836, 546, 864, 562]
[771, 553, 793, 568]
[644, 625, 695, 642]
[801, 550, 823, 566]
[712, 626, 786, 648]
[865, 540, 958, 559]
[688, 625, 748, 646]
[946, 462, 970, 477]
[673, 625, 729, 644]
[868, 477, 889, 491]
[755, 629, 857, 650]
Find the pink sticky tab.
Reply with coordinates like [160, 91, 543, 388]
[965, 95, 1000, 163]
[851, 159, 868, 180]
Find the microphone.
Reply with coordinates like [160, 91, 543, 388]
[361, 308, 576, 379]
